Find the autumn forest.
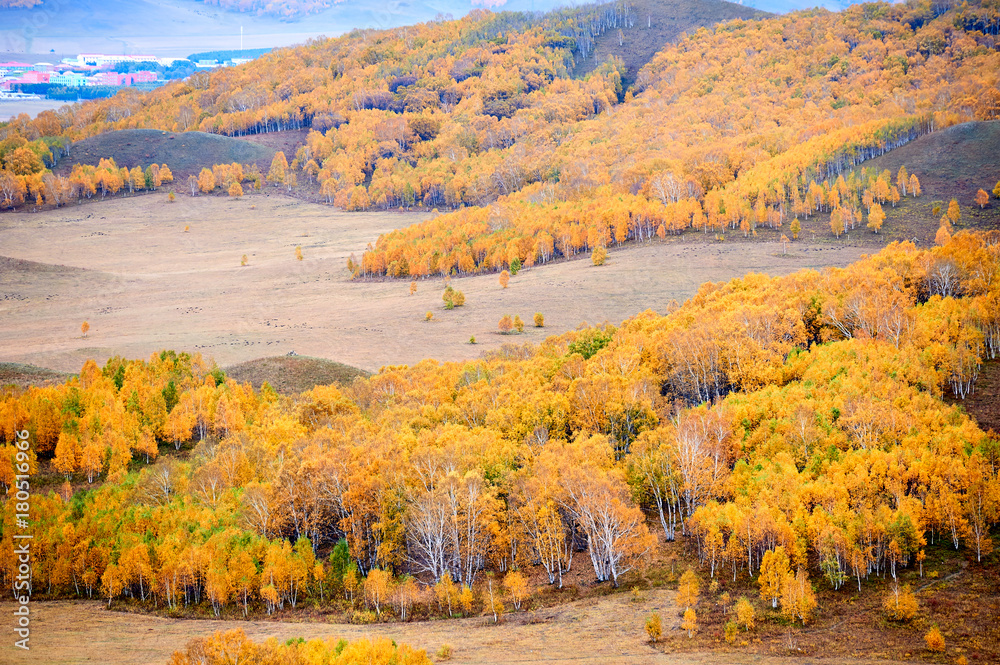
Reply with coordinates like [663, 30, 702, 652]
[2, 0, 1000, 662]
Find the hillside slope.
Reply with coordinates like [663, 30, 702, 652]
[571, 0, 766, 86]
[223, 355, 370, 394]
[862, 120, 1000, 206]
[55, 129, 277, 180]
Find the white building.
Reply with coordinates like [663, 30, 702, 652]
[73, 54, 161, 68]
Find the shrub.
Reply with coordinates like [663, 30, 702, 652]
[534, 312, 544, 327]
[645, 612, 662, 643]
[924, 625, 945, 652]
[425, 311, 433, 321]
[498, 314, 513, 333]
[351, 609, 377, 624]
[469, 336, 476, 344]
[436, 643, 453, 660]
[442, 285, 465, 309]
[514, 315, 524, 333]
[882, 583, 918, 622]
[168, 192, 176, 202]
[240, 254, 248, 266]
[724, 620, 738, 644]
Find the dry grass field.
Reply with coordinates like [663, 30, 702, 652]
[0, 593, 914, 665]
[0, 192, 870, 376]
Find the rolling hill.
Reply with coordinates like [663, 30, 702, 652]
[223, 355, 370, 394]
[55, 128, 277, 179]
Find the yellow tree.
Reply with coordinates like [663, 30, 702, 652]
[81, 321, 90, 337]
[592, 245, 608, 265]
[882, 581, 918, 621]
[867, 203, 885, 234]
[228, 549, 257, 617]
[909, 174, 921, 197]
[780, 568, 817, 625]
[681, 607, 697, 637]
[735, 596, 755, 631]
[198, 168, 216, 194]
[228, 182, 243, 198]
[645, 613, 662, 643]
[830, 208, 844, 238]
[975, 189, 989, 209]
[677, 567, 700, 611]
[935, 218, 952, 246]
[758, 546, 790, 608]
[53, 430, 79, 478]
[267, 151, 288, 186]
[364, 568, 393, 618]
[503, 571, 529, 611]
[499, 269, 510, 289]
[947, 198, 961, 225]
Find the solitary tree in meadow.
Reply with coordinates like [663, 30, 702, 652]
[592, 245, 608, 265]
[947, 198, 961, 225]
[499, 270, 510, 289]
[976, 189, 989, 209]
[645, 613, 662, 643]
[81, 321, 90, 338]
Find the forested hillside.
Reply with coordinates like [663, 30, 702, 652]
[1, 231, 997, 624]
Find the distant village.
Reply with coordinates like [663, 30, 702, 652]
[0, 51, 263, 101]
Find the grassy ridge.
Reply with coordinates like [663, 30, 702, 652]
[223, 355, 370, 394]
